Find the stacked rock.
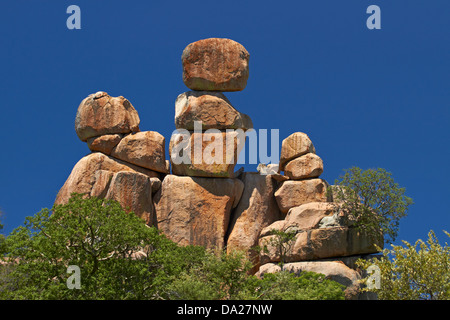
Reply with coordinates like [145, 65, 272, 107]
[256, 132, 383, 299]
[57, 91, 169, 226]
[154, 38, 253, 251]
[274, 132, 330, 214]
[170, 38, 253, 178]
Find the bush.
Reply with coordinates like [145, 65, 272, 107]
[332, 167, 413, 244]
[357, 230, 450, 300]
[167, 250, 345, 300]
[255, 271, 345, 300]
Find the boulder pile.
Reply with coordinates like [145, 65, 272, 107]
[171, 38, 252, 178]
[56, 38, 382, 299]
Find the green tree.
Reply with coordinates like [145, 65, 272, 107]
[0, 194, 206, 300]
[255, 271, 345, 300]
[167, 249, 255, 300]
[0, 194, 347, 300]
[332, 167, 413, 244]
[167, 249, 345, 300]
[357, 230, 450, 300]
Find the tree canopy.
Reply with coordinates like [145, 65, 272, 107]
[0, 194, 345, 300]
[357, 230, 450, 300]
[332, 167, 413, 244]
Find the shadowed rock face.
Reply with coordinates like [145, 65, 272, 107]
[75, 91, 140, 142]
[87, 134, 123, 155]
[105, 171, 156, 226]
[182, 38, 250, 92]
[226, 172, 282, 272]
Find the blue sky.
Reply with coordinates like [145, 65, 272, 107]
[0, 1, 449, 247]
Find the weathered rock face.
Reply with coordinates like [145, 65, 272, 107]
[55, 153, 161, 227]
[105, 171, 156, 225]
[175, 91, 253, 131]
[154, 175, 244, 250]
[260, 202, 335, 235]
[87, 134, 123, 155]
[169, 131, 244, 178]
[55, 152, 160, 205]
[89, 170, 114, 199]
[274, 179, 332, 214]
[182, 38, 250, 92]
[257, 261, 362, 300]
[279, 132, 315, 171]
[259, 222, 383, 264]
[75, 92, 140, 142]
[284, 153, 323, 180]
[226, 173, 282, 269]
[110, 131, 168, 174]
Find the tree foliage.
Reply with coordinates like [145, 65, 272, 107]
[0, 194, 346, 300]
[167, 250, 345, 300]
[357, 230, 450, 300]
[255, 271, 345, 300]
[0, 194, 206, 299]
[332, 167, 413, 244]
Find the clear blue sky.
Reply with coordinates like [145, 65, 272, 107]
[1, 1, 449, 247]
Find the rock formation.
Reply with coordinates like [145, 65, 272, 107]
[56, 37, 383, 299]
[181, 38, 249, 91]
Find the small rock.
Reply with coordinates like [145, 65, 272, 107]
[279, 132, 315, 171]
[257, 163, 279, 175]
[226, 173, 282, 271]
[105, 171, 157, 226]
[284, 153, 323, 180]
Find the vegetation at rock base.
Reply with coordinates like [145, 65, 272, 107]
[260, 229, 297, 271]
[357, 230, 450, 300]
[0, 194, 207, 299]
[167, 249, 345, 300]
[0, 194, 344, 300]
[331, 167, 413, 244]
